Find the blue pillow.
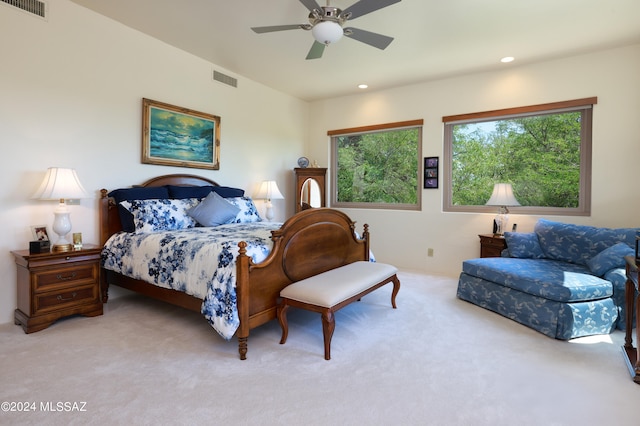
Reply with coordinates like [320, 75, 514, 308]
[587, 242, 634, 276]
[167, 185, 245, 199]
[187, 191, 240, 227]
[503, 232, 545, 259]
[109, 186, 170, 232]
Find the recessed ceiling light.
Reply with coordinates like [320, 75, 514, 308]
[358, 84, 368, 89]
[500, 56, 515, 63]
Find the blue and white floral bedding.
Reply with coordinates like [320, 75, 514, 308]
[101, 222, 282, 339]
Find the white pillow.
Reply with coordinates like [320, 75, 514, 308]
[187, 191, 240, 227]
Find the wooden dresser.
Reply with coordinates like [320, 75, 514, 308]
[12, 245, 103, 333]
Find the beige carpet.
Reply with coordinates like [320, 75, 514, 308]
[1, 270, 638, 425]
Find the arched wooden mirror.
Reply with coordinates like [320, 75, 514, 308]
[294, 167, 327, 213]
[301, 178, 321, 209]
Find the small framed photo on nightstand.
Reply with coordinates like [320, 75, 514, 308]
[31, 225, 50, 241]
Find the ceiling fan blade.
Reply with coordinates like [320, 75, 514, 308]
[306, 41, 326, 60]
[299, 0, 322, 12]
[252, 24, 303, 34]
[342, 0, 401, 20]
[344, 27, 394, 50]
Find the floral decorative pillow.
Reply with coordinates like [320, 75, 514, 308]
[225, 197, 263, 223]
[120, 198, 199, 232]
[587, 242, 634, 276]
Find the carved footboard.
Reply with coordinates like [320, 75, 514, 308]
[235, 208, 370, 359]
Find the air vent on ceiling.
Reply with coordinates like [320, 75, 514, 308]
[213, 71, 238, 88]
[1, 0, 47, 19]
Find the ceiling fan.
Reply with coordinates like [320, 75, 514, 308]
[251, 0, 401, 60]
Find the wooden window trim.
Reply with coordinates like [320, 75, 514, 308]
[442, 97, 597, 123]
[328, 119, 424, 136]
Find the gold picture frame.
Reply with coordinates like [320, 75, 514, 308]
[142, 98, 220, 170]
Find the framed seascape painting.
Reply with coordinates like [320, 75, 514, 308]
[142, 98, 221, 170]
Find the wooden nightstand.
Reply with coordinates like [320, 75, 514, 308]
[12, 245, 103, 333]
[478, 234, 507, 258]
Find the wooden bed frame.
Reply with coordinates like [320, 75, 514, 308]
[99, 174, 370, 360]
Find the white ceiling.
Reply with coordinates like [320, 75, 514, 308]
[70, 0, 640, 102]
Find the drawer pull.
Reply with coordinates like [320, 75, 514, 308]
[56, 292, 77, 302]
[56, 272, 77, 281]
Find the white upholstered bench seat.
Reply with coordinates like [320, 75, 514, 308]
[277, 261, 400, 360]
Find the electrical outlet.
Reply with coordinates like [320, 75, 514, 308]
[66, 199, 81, 205]
[427, 248, 434, 257]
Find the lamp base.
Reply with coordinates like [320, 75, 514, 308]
[264, 200, 274, 222]
[493, 213, 509, 236]
[52, 243, 73, 252]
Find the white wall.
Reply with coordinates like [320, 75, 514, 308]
[308, 44, 640, 276]
[0, 0, 308, 324]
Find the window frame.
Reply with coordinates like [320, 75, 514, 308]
[329, 119, 423, 210]
[442, 97, 596, 216]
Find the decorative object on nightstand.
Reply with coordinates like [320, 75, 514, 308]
[32, 167, 87, 252]
[12, 245, 103, 333]
[294, 167, 327, 213]
[254, 180, 284, 221]
[479, 234, 507, 258]
[486, 183, 520, 236]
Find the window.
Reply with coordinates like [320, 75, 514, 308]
[443, 98, 596, 216]
[329, 120, 423, 210]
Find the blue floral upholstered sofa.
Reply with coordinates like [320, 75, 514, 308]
[457, 219, 638, 339]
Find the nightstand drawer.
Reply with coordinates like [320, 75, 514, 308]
[33, 263, 98, 292]
[34, 285, 99, 314]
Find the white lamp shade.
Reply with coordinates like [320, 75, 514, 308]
[33, 167, 87, 200]
[254, 180, 284, 201]
[486, 183, 520, 207]
[312, 21, 344, 45]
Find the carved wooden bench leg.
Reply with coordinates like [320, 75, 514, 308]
[321, 309, 336, 360]
[391, 275, 400, 308]
[277, 303, 290, 344]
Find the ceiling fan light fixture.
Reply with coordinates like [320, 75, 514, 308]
[312, 20, 344, 45]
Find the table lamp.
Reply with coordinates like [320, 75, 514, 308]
[254, 180, 284, 221]
[486, 183, 520, 236]
[32, 167, 87, 252]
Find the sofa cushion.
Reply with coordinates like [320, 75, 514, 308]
[457, 273, 618, 339]
[587, 242, 634, 276]
[534, 219, 638, 265]
[504, 232, 545, 259]
[462, 257, 612, 303]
